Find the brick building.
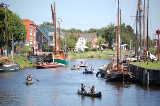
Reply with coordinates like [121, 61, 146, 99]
[22, 19, 48, 55]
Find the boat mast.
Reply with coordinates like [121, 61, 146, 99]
[137, 0, 143, 57]
[57, 20, 61, 51]
[143, 0, 146, 52]
[135, 10, 139, 58]
[116, 0, 120, 70]
[116, 0, 121, 71]
[146, 0, 149, 51]
[51, 2, 57, 52]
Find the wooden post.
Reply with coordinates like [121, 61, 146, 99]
[147, 71, 150, 86]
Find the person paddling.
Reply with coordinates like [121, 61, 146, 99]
[26, 74, 32, 81]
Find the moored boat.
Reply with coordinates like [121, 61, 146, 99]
[36, 62, 64, 69]
[79, 61, 88, 67]
[0, 64, 20, 72]
[79, 63, 87, 67]
[71, 65, 80, 70]
[83, 71, 93, 74]
[77, 89, 102, 98]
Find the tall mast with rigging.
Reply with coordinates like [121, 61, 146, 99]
[51, 2, 61, 52]
[116, 0, 121, 71]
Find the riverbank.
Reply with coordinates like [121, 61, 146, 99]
[13, 55, 34, 69]
[129, 63, 160, 85]
[131, 61, 160, 70]
[0, 55, 34, 69]
[68, 49, 114, 59]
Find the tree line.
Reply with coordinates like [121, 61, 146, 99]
[0, 4, 26, 53]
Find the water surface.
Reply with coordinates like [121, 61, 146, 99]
[0, 59, 160, 106]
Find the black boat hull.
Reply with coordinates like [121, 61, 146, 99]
[77, 90, 102, 98]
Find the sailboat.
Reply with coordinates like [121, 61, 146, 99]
[97, 0, 130, 81]
[51, 2, 68, 65]
[36, 2, 68, 69]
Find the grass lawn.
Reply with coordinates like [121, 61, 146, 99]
[68, 49, 115, 60]
[131, 61, 160, 70]
[13, 55, 33, 69]
[68, 49, 134, 60]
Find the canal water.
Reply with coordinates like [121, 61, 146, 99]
[0, 59, 160, 106]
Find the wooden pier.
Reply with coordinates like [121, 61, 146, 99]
[129, 64, 160, 85]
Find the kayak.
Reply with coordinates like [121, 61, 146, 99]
[26, 80, 33, 85]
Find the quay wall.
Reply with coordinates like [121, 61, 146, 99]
[129, 64, 160, 85]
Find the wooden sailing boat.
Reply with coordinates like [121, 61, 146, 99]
[97, 0, 130, 81]
[36, 2, 68, 69]
[51, 2, 68, 65]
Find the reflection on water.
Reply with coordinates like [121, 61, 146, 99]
[0, 59, 160, 106]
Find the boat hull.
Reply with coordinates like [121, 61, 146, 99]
[0, 64, 20, 72]
[77, 90, 102, 98]
[36, 63, 64, 69]
[26, 80, 33, 85]
[83, 71, 93, 74]
[54, 59, 69, 65]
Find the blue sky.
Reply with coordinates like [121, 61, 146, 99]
[3, 0, 160, 38]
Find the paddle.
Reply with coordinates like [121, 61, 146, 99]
[34, 78, 40, 82]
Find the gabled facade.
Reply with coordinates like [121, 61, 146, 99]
[22, 19, 49, 55]
[22, 19, 37, 50]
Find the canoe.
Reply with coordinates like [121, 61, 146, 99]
[26, 80, 33, 85]
[77, 90, 102, 98]
[36, 62, 64, 69]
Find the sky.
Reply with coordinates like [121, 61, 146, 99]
[2, 0, 160, 38]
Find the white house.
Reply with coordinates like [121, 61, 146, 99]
[75, 37, 88, 52]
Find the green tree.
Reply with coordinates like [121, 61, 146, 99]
[97, 37, 106, 46]
[86, 41, 92, 48]
[66, 36, 77, 49]
[20, 45, 32, 56]
[0, 6, 26, 49]
[63, 28, 82, 33]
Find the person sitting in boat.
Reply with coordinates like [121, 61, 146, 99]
[90, 85, 96, 94]
[90, 66, 94, 71]
[85, 68, 88, 72]
[73, 65, 76, 69]
[27, 74, 32, 81]
[81, 83, 86, 93]
[80, 61, 83, 65]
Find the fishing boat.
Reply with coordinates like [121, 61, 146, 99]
[36, 2, 68, 69]
[77, 89, 102, 98]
